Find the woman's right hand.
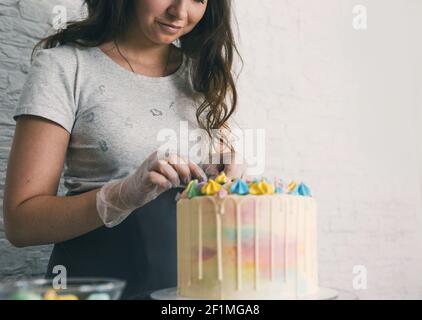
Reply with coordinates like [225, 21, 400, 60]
[96, 150, 207, 228]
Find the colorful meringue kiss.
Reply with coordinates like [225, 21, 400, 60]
[186, 179, 202, 199]
[201, 179, 222, 195]
[287, 181, 296, 192]
[275, 186, 283, 194]
[215, 171, 228, 185]
[297, 182, 312, 197]
[249, 179, 275, 195]
[287, 181, 299, 195]
[229, 178, 249, 195]
[273, 177, 284, 194]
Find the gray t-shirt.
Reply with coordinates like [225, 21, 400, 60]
[13, 43, 242, 299]
[14, 43, 203, 196]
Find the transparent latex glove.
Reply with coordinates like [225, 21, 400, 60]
[96, 150, 207, 228]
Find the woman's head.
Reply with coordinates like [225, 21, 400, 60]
[34, 0, 242, 153]
[128, 0, 208, 46]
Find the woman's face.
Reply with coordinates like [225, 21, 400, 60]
[132, 0, 208, 44]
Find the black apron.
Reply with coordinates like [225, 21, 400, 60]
[45, 187, 182, 300]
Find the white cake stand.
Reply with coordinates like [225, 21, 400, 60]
[150, 287, 340, 300]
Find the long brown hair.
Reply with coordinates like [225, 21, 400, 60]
[33, 0, 243, 154]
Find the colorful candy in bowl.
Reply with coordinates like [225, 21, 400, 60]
[0, 278, 125, 300]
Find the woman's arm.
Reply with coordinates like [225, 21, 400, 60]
[3, 115, 103, 248]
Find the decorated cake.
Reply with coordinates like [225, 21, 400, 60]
[176, 172, 319, 299]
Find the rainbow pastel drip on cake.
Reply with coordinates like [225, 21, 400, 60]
[178, 172, 312, 199]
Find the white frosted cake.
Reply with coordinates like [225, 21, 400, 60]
[176, 173, 319, 299]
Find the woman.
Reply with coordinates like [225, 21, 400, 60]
[3, 0, 246, 299]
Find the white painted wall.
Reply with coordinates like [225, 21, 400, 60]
[233, 0, 422, 299]
[0, 0, 421, 299]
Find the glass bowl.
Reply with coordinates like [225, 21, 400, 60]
[0, 277, 126, 300]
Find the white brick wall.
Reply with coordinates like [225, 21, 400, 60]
[1, 0, 421, 299]
[0, 0, 83, 280]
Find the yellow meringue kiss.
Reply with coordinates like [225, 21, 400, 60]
[201, 179, 222, 195]
[249, 179, 275, 195]
[215, 171, 228, 184]
[287, 181, 297, 193]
